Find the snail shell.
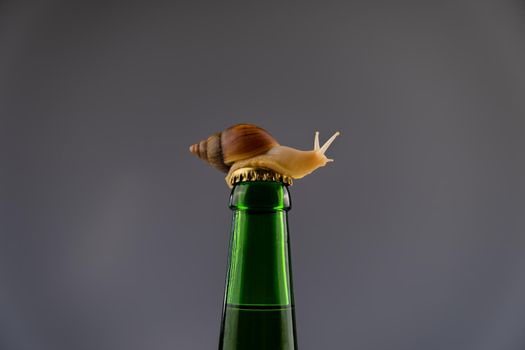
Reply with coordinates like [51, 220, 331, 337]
[189, 124, 279, 173]
[190, 123, 340, 186]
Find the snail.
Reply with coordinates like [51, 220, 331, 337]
[189, 123, 340, 186]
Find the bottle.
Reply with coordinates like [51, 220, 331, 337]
[218, 173, 298, 349]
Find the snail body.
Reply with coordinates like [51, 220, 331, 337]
[189, 123, 339, 186]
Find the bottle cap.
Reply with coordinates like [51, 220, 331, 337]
[228, 167, 293, 188]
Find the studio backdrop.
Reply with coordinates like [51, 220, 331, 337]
[1, 1, 524, 349]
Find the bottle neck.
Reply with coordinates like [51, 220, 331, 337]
[229, 181, 291, 211]
[225, 181, 294, 307]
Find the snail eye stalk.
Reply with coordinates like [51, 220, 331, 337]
[314, 131, 320, 150]
[318, 131, 340, 155]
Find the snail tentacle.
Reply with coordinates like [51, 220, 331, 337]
[319, 131, 340, 155]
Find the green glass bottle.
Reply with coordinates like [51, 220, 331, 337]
[218, 179, 298, 350]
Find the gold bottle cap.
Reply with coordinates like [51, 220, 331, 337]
[227, 167, 293, 188]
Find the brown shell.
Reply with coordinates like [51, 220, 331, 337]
[189, 123, 279, 173]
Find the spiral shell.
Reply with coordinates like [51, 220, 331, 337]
[189, 123, 279, 173]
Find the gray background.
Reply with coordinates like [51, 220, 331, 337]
[1, 0, 525, 349]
